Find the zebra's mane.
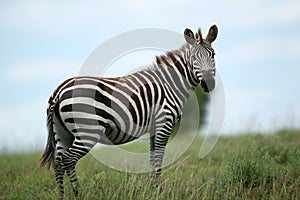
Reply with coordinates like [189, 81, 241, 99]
[145, 43, 190, 72]
[128, 43, 190, 75]
[153, 43, 190, 71]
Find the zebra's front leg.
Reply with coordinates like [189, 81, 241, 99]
[149, 134, 155, 173]
[153, 145, 167, 177]
[151, 131, 171, 178]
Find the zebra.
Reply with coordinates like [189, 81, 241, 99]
[40, 25, 218, 199]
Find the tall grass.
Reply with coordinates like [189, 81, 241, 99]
[0, 130, 299, 199]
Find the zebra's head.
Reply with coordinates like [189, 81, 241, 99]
[184, 25, 218, 93]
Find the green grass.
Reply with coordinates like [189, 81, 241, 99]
[1, 130, 300, 199]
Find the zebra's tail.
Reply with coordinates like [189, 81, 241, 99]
[40, 94, 58, 170]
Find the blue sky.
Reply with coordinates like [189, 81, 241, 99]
[0, 0, 300, 152]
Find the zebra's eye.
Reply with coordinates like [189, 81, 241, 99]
[193, 60, 200, 67]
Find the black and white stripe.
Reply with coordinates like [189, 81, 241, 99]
[40, 25, 218, 199]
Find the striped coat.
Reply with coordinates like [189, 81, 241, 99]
[40, 25, 218, 199]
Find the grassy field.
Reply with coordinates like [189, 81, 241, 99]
[1, 130, 299, 199]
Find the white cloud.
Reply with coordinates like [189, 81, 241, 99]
[0, 98, 47, 152]
[1, 1, 114, 33]
[236, 1, 300, 26]
[221, 87, 300, 134]
[1, 1, 299, 39]
[3, 58, 80, 83]
[265, 1, 300, 22]
[287, 37, 300, 58]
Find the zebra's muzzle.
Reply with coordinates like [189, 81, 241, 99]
[201, 77, 215, 93]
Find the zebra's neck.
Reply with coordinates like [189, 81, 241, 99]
[154, 43, 199, 92]
[146, 43, 199, 109]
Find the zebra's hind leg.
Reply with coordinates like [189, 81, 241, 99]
[66, 164, 79, 197]
[54, 153, 66, 200]
[61, 136, 98, 198]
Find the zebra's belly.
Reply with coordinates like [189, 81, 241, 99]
[98, 131, 139, 145]
[60, 110, 151, 146]
[98, 120, 151, 145]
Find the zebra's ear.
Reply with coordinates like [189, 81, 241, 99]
[184, 28, 196, 45]
[206, 25, 218, 43]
